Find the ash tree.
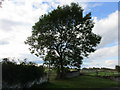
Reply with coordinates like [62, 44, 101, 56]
[25, 3, 101, 78]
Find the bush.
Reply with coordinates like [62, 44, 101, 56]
[2, 58, 45, 85]
[115, 65, 120, 73]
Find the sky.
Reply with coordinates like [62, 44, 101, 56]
[0, 0, 119, 69]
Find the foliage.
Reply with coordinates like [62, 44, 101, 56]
[25, 3, 101, 78]
[115, 65, 120, 72]
[2, 58, 45, 86]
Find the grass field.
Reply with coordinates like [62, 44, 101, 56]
[32, 75, 119, 88]
[31, 71, 120, 88]
[81, 71, 120, 76]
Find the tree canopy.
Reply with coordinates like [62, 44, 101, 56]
[25, 3, 101, 78]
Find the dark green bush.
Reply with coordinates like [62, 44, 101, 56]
[115, 65, 120, 73]
[2, 58, 45, 85]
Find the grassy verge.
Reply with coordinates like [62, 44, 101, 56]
[31, 75, 119, 88]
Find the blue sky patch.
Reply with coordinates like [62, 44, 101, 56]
[85, 2, 118, 19]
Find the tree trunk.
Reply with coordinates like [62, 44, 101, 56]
[56, 57, 64, 79]
[60, 59, 64, 78]
[56, 66, 60, 79]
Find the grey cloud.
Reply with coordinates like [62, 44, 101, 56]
[0, 19, 30, 32]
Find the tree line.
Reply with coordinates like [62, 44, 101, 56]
[82, 66, 120, 72]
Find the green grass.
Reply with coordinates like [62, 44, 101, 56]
[81, 71, 120, 76]
[32, 75, 119, 88]
[31, 69, 120, 88]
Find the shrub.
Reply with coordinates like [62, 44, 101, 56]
[2, 58, 45, 85]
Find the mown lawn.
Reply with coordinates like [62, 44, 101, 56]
[31, 75, 119, 88]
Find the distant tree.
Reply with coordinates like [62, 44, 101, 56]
[101, 67, 112, 70]
[115, 65, 120, 73]
[25, 3, 101, 78]
[82, 68, 88, 70]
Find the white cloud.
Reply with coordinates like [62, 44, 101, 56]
[82, 59, 118, 69]
[89, 45, 118, 60]
[55, 0, 88, 9]
[82, 45, 118, 69]
[93, 10, 118, 48]
[82, 11, 118, 69]
[105, 59, 118, 67]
